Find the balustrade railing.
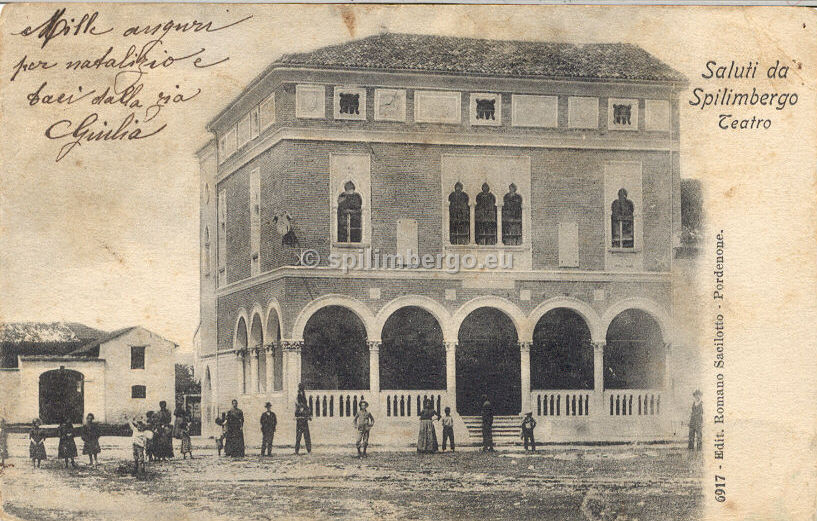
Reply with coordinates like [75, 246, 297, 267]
[532, 390, 591, 417]
[605, 390, 662, 416]
[305, 391, 368, 419]
[381, 391, 445, 418]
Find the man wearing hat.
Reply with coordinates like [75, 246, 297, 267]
[353, 399, 375, 458]
[689, 390, 703, 450]
[260, 402, 277, 456]
[520, 411, 537, 452]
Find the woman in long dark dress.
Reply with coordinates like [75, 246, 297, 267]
[57, 418, 78, 468]
[224, 400, 245, 457]
[417, 399, 440, 454]
[81, 413, 101, 465]
[155, 401, 175, 460]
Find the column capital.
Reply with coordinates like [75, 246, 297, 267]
[444, 341, 457, 353]
[593, 341, 606, 353]
[367, 340, 382, 352]
[263, 342, 277, 353]
[251, 346, 262, 356]
[519, 341, 532, 353]
[235, 348, 248, 359]
[281, 340, 304, 353]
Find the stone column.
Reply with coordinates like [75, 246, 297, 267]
[235, 349, 246, 396]
[368, 341, 381, 394]
[282, 341, 303, 404]
[264, 344, 275, 395]
[663, 342, 673, 425]
[469, 204, 476, 245]
[250, 347, 259, 394]
[445, 342, 457, 412]
[593, 341, 606, 414]
[520, 341, 532, 413]
[496, 203, 503, 246]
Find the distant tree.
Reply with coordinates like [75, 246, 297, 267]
[175, 364, 200, 406]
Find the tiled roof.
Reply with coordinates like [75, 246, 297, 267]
[0, 322, 106, 344]
[70, 327, 137, 356]
[275, 33, 686, 82]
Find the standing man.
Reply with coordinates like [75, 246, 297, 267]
[260, 402, 277, 456]
[294, 384, 312, 455]
[353, 399, 375, 458]
[481, 394, 494, 452]
[521, 412, 537, 452]
[688, 390, 703, 451]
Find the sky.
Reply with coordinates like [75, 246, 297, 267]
[0, 4, 813, 356]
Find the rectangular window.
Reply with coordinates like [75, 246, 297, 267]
[131, 385, 146, 399]
[568, 97, 599, 129]
[131, 345, 146, 369]
[250, 168, 261, 276]
[259, 94, 275, 130]
[218, 189, 227, 287]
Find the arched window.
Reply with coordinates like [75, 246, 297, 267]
[475, 183, 497, 245]
[448, 182, 470, 245]
[337, 181, 363, 243]
[611, 188, 635, 248]
[502, 183, 523, 245]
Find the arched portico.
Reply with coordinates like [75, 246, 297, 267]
[291, 295, 377, 341]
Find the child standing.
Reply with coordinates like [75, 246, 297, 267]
[81, 413, 101, 466]
[0, 418, 9, 467]
[215, 413, 227, 456]
[353, 399, 374, 458]
[29, 419, 46, 468]
[129, 418, 154, 477]
[441, 407, 455, 452]
[179, 420, 193, 459]
[57, 418, 78, 468]
[521, 412, 537, 451]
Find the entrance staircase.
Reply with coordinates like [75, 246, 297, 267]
[461, 415, 521, 445]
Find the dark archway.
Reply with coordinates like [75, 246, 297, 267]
[604, 309, 664, 389]
[39, 368, 84, 424]
[250, 313, 264, 393]
[456, 308, 520, 415]
[532, 308, 594, 390]
[302, 306, 369, 390]
[266, 310, 283, 392]
[380, 307, 445, 390]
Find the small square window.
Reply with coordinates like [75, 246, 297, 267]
[131, 345, 145, 370]
[131, 385, 146, 399]
[470, 93, 501, 126]
[608, 98, 639, 131]
[334, 87, 366, 120]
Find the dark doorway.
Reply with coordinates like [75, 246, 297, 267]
[380, 307, 445, 390]
[39, 368, 84, 424]
[302, 306, 369, 390]
[456, 308, 520, 415]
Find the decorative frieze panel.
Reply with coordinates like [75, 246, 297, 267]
[414, 90, 461, 124]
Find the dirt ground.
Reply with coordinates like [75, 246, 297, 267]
[0, 437, 702, 521]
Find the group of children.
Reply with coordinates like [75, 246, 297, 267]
[24, 414, 103, 469]
[129, 410, 194, 476]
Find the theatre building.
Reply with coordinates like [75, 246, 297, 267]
[196, 33, 691, 445]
